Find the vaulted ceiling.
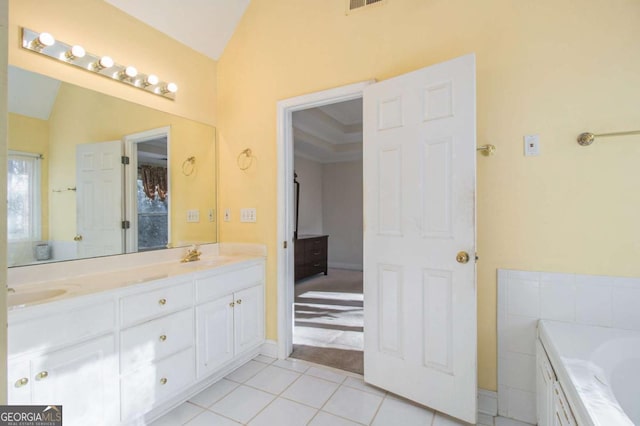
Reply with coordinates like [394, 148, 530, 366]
[103, 0, 251, 60]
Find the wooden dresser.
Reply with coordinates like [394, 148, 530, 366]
[294, 235, 328, 281]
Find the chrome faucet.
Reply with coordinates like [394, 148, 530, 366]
[181, 246, 201, 263]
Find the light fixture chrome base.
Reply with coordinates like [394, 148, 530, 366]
[21, 28, 176, 100]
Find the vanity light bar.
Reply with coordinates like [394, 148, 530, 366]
[21, 28, 178, 100]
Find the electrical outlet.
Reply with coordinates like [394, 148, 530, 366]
[524, 134, 540, 156]
[224, 208, 231, 222]
[240, 208, 257, 223]
[186, 209, 200, 223]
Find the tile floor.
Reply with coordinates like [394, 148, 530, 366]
[151, 355, 526, 426]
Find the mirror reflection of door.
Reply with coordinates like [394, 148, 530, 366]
[124, 127, 170, 253]
[75, 140, 124, 259]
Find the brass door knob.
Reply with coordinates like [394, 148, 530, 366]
[73, 235, 83, 242]
[229, 302, 235, 307]
[158, 298, 167, 305]
[456, 251, 470, 264]
[36, 371, 49, 380]
[160, 378, 167, 385]
[159, 334, 167, 342]
[236, 299, 242, 305]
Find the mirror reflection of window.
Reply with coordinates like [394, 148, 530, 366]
[7, 150, 42, 265]
[137, 165, 168, 251]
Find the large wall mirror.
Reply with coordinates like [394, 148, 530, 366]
[7, 65, 217, 267]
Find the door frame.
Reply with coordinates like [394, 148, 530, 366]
[276, 81, 372, 359]
[123, 126, 171, 253]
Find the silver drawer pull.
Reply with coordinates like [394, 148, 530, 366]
[313, 263, 321, 267]
[36, 371, 48, 380]
[159, 334, 167, 342]
[15, 377, 28, 387]
[236, 299, 242, 305]
[313, 251, 321, 255]
[160, 377, 168, 385]
[158, 298, 167, 306]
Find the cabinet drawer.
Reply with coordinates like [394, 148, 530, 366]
[9, 301, 115, 356]
[121, 347, 196, 421]
[196, 264, 264, 303]
[305, 243, 327, 259]
[121, 309, 194, 373]
[121, 280, 193, 327]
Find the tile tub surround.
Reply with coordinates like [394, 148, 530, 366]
[497, 269, 640, 424]
[152, 355, 525, 426]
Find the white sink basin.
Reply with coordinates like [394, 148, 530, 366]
[8, 288, 67, 306]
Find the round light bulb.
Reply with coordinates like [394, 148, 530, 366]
[167, 82, 178, 93]
[37, 32, 55, 47]
[99, 56, 114, 69]
[70, 45, 85, 58]
[124, 66, 138, 78]
[146, 74, 159, 85]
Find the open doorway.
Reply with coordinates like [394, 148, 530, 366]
[124, 127, 170, 253]
[290, 98, 364, 374]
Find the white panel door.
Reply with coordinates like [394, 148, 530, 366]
[76, 140, 123, 258]
[363, 54, 476, 423]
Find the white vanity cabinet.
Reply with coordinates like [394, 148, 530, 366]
[8, 256, 266, 426]
[8, 299, 119, 426]
[537, 339, 577, 426]
[195, 263, 265, 378]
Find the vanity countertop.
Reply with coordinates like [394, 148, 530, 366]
[8, 244, 266, 311]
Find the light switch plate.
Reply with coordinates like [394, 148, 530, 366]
[187, 209, 200, 223]
[240, 208, 257, 223]
[524, 134, 540, 156]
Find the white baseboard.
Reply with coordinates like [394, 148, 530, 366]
[478, 388, 498, 416]
[328, 262, 363, 271]
[260, 340, 278, 358]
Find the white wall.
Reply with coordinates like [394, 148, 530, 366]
[322, 160, 362, 270]
[294, 155, 323, 235]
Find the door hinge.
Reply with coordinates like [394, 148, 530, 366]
[121, 156, 130, 165]
[121, 220, 131, 229]
[283, 241, 288, 249]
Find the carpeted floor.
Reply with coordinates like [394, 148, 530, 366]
[290, 268, 364, 374]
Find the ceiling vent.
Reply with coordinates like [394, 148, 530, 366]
[348, 0, 386, 13]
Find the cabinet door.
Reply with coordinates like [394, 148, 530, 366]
[234, 285, 265, 354]
[30, 334, 118, 426]
[196, 294, 235, 378]
[7, 360, 31, 404]
[537, 340, 556, 426]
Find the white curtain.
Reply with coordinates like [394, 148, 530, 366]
[7, 150, 41, 265]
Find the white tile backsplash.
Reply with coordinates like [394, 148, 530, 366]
[540, 278, 575, 321]
[612, 286, 640, 330]
[498, 268, 640, 424]
[507, 279, 540, 318]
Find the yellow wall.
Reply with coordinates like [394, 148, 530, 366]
[8, 113, 49, 240]
[217, 0, 640, 390]
[8, 0, 217, 126]
[48, 82, 216, 245]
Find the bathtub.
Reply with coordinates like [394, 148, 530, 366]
[539, 320, 640, 425]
